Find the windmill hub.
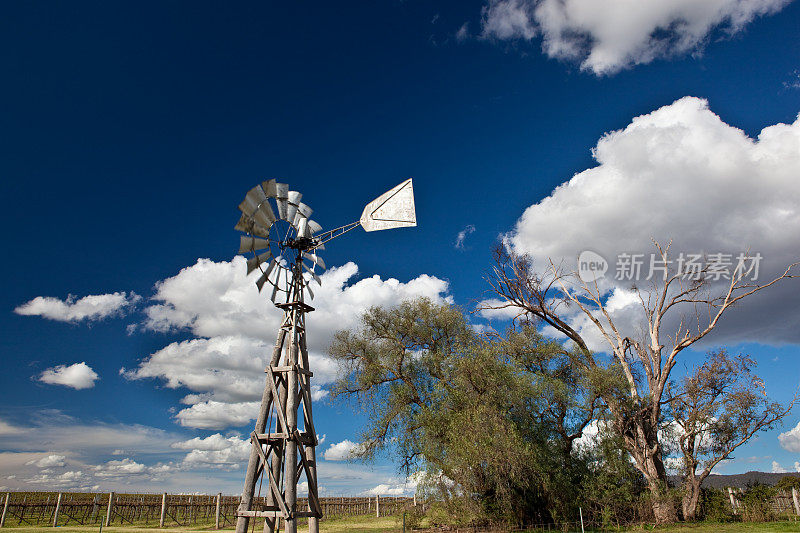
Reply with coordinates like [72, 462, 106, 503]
[283, 236, 316, 252]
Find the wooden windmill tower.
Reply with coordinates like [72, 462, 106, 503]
[233, 179, 416, 533]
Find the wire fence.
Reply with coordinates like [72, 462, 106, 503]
[0, 491, 414, 528]
[725, 487, 800, 519]
[411, 488, 800, 532]
[0, 488, 797, 530]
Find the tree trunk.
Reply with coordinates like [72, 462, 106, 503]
[681, 480, 701, 521]
[648, 480, 677, 523]
[629, 436, 678, 523]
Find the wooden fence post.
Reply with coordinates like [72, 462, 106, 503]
[215, 493, 221, 529]
[159, 492, 167, 528]
[375, 495, 379, 518]
[91, 494, 99, 522]
[727, 487, 737, 514]
[52, 492, 62, 527]
[105, 492, 114, 527]
[792, 487, 800, 517]
[1, 493, 9, 528]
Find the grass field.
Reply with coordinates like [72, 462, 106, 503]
[0, 517, 798, 532]
[621, 522, 800, 532]
[0, 514, 403, 533]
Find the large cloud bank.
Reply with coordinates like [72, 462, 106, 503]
[480, 0, 791, 74]
[125, 258, 450, 429]
[499, 96, 800, 347]
[0, 413, 411, 494]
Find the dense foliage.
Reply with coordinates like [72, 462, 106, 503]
[329, 298, 794, 528]
[332, 298, 605, 525]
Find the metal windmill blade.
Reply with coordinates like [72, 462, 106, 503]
[292, 202, 313, 226]
[247, 251, 272, 275]
[261, 178, 278, 197]
[302, 251, 325, 271]
[274, 182, 289, 219]
[296, 218, 309, 239]
[255, 268, 271, 292]
[303, 268, 322, 286]
[235, 214, 269, 239]
[285, 190, 302, 222]
[238, 236, 269, 254]
[307, 219, 323, 234]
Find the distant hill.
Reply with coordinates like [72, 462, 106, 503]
[668, 471, 800, 489]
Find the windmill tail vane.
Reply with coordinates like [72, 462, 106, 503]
[232, 178, 416, 533]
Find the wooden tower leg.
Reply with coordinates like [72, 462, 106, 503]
[300, 336, 320, 533]
[235, 329, 286, 533]
[283, 332, 300, 533]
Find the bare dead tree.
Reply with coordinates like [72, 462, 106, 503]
[666, 350, 795, 520]
[483, 242, 797, 523]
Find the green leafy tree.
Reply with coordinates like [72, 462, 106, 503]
[485, 244, 797, 522]
[740, 483, 777, 522]
[697, 487, 734, 522]
[329, 298, 596, 526]
[666, 350, 794, 520]
[776, 475, 800, 492]
[580, 429, 650, 528]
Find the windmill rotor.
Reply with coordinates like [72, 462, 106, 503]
[235, 180, 326, 304]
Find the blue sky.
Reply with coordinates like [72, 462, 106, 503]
[1, 0, 800, 495]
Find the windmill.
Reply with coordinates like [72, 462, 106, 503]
[233, 178, 416, 533]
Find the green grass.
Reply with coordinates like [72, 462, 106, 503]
[1, 518, 797, 533]
[0, 514, 404, 533]
[316, 514, 403, 532]
[621, 522, 800, 532]
[0, 524, 221, 532]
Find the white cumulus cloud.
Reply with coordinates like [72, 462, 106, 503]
[94, 458, 147, 477]
[323, 440, 364, 461]
[39, 362, 99, 390]
[172, 434, 250, 467]
[171, 433, 237, 451]
[497, 96, 800, 348]
[481, 0, 537, 40]
[35, 454, 66, 468]
[361, 471, 424, 496]
[778, 421, 800, 452]
[15, 292, 139, 323]
[771, 460, 788, 473]
[173, 401, 260, 430]
[480, 0, 791, 74]
[125, 258, 450, 430]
